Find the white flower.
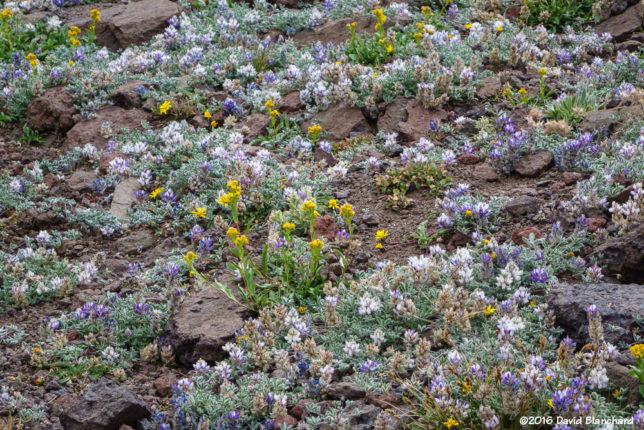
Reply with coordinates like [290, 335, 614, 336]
[371, 329, 385, 346]
[358, 293, 382, 315]
[193, 358, 210, 372]
[285, 328, 301, 344]
[102, 346, 120, 361]
[587, 366, 608, 389]
[343, 340, 361, 357]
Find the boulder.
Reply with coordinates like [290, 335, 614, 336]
[110, 177, 140, 219]
[59, 379, 150, 430]
[26, 86, 77, 133]
[303, 103, 372, 141]
[511, 226, 543, 245]
[325, 381, 366, 400]
[165, 287, 247, 366]
[513, 150, 554, 177]
[580, 104, 644, 133]
[547, 281, 644, 346]
[396, 100, 447, 142]
[591, 223, 643, 283]
[114, 230, 157, 256]
[281, 91, 304, 113]
[67, 170, 98, 192]
[342, 401, 381, 429]
[65, 106, 149, 150]
[476, 76, 501, 99]
[313, 215, 339, 241]
[504, 196, 541, 217]
[595, 1, 644, 42]
[474, 164, 499, 182]
[237, 113, 271, 143]
[95, 0, 181, 50]
[111, 81, 149, 109]
[292, 16, 374, 45]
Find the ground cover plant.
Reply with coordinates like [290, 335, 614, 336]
[0, 0, 643, 428]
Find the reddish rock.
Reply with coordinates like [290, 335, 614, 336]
[458, 153, 480, 165]
[153, 375, 177, 397]
[44, 173, 59, 188]
[313, 215, 339, 241]
[476, 76, 501, 99]
[26, 86, 77, 133]
[281, 91, 303, 113]
[397, 99, 447, 142]
[237, 113, 271, 143]
[474, 164, 498, 182]
[273, 415, 298, 428]
[587, 218, 607, 232]
[292, 16, 374, 45]
[65, 106, 149, 150]
[325, 381, 366, 400]
[377, 97, 408, 134]
[511, 226, 543, 246]
[10, 164, 23, 176]
[111, 81, 148, 109]
[99, 153, 120, 175]
[366, 392, 401, 409]
[561, 171, 583, 185]
[513, 150, 554, 177]
[303, 103, 372, 141]
[290, 399, 313, 419]
[595, 1, 644, 42]
[447, 230, 471, 251]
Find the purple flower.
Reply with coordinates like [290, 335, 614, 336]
[529, 268, 548, 283]
[133, 302, 150, 315]
[360, 359, 378, 374]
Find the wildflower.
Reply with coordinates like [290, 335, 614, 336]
[149, 188, 162, 199]
[307, 124, 322, 140]
[538, 68, 547, 77]
[159, 101, 172, 115]
[265, 99, 274, 110]
[0, 9, 13, 20]
[465, 23, 472, 29]
[386, 44, 393, 53]
[518, 88, 527, 95]
[184, 251, 198, 265]
[283, 222, 295, 233]
[309, 239, 324, 250]
[464, 210, 472, 217]
[529, 268, 549, 283]
[302, 201, 317, 212]
[375, 243, 383, 249]
[204, 110, 211, 118]
[443, 418, 459, 428]
[328, 199, 339, 210]
[360, 359, 378, 373]
[484, 305, 496, 315]
[227, 227, 240, 240]
[375, 230, 389, 241]
[234, 235, 249, 248]
[90, 9, 100, 22]
[339, 203, 354, 218]
[211, 120, 218, 127]
[191, 207, 206, 218]
[298, 306, 306, 315]
[630, 344, 644, 359]
[218, 193, 231, 207]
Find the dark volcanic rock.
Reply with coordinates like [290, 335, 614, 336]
[325, 381, 366, 400]
[513, 150, 554, 177]
[591, 223, 644, 283]
[111, 81, 149, 109]
[65, 106, 149, 150]
[26, 86, 77, 133]
[166, 287, 247, 366]
[59, 379, 150, 430]
[547, 281, 644, 346]
[504, 196, 541, 217]
[594, 1, 644, 42]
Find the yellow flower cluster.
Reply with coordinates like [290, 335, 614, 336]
[184, 251, 198, 265]
[301, 200, 317, 212]
[227, 227, 240, 240]
[372, 8, 386, 32]
[0, 9, 13, 20]
[191, 207, 206, 218]
[339, 203, 355, 219]
[218, 180, 242, 207]
[68, 26, 82, 47]
[90, 9, 101, 23]
[149, 188, 162, 199]
[159, 101, 172, 115]
[307, 124, 322, 140]
[234, 234, 249, 248]
[630, 344, 644, 360]
[309, 239, 324, 251]
[375, 229, 388, 249]
[282, 222, 295, 233]
[538, 68, 547, 77]
[26, 53, 38, 69]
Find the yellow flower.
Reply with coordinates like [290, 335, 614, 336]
[25, 53, 37, 62]
[298, 306, 306, 315]
[489, 253, 496, 259]
[227, 180, 241, 196]
[33, 347, 41, 354]
[339, 203, 355, 218]
[307, 124, 322, 136]
[483, 239, 489, 244]
[68, 60, 75, 66]
[234, 235, 249, 248]
[226, 227, 240, 240]
[328, 199, 339, 210]
[159, 101, 172, 115]
[265, 99, 274, 110]
[548, 398, 554, 408]
[90, 9, 101, 22]
[443, 418, 459, 428]
[465, 210, 473, 217]
[302, 201, 317, 212]
[484, 305, 496, 315]
[529, 300, 537, 306]
[465, 23, 472, 30]
[68, 26, 81, 37]
[461, 382, 471, 393]
[0, 9, 13, 20]
[386, 44, 394, 53]
[149, 188, 162, 199]
[538, 68, 547, 77]
[270, 109, 279, 118]
[189, 270, 196, 277]
[184, 251, 198, 265]
[218, 193, 232, 207]
[630, 344, 644, 360]
[211, 120, 218, 128]
[72, 39, 81, 47]
[204, 110, 211, 118]
[29, 59, 38, 68]
[309, 239, 324, 250]
[518, 88, 527, 95]
[375, 230, 389, 241]
[375, 242, 383, 249]
[496, 26, 503, 32]
[191, 207, 206, 218]
[336, 61, 342, 66]
[503, 88, 512, 97]
[282, 222, 296, 233]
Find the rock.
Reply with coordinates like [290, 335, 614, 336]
[587, 217, 607, 232]
[292, 16, 374, 45]
[59, 379, 150, 430]
[605, 361, 642, 405]
[281, 91, 303, 113]
[616, 39, 642, 50]
[65, 106, 149, 150]
[366, 392, 401, 409]
[580, 104, 644, 133]
[110, 178, 140, 219]
[290, 399, 313, 419]
[95, 0, 181, 50]
[591, 223, 643, 282]
[273, 415, 298, 428]
[505, 196, 541, 217]
[361, 214, 379, 227]
[511, 226, 543, 245]
[115, 230, 156, 255]
[342, 401, 381, 429]
[313, 147, 337, 167]
[153, 375, 177, 397]
[458, 153, 480, 165]
[561, 171, 583, 185]
[397, 100, 447, 142]
[237, 113, 271, 142]
[595, 1, 644, 42]
[384, 143, 404, 157]
[304, 103, 372, 141]
[325, 381, 366, 400]
[26, 86, 77, 133]
[313, 215, 339, 241]
[476, 76, 501, 99]
[111, 81, 148, 109]
[474, 164, 498, 182]
[377, 97, 408, 134]
[548, 281, 644, 345]
[165, 287, 247, 366]
[513, 150, 554, 177]
[68, 170, 98, 192]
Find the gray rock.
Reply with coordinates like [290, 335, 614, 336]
[67, 170, 98, 192]
[595, 1, 644, 42]
[580, 104, 644, 133]
[505, 196, 541, 217]
[59, 379, 149, 430]
[115, 230, 156, 255]
[547, 281, 644, 346]
[110, 177, 140, 219]
[591, 223, 644, 283]
[343, 401, 381, 429]
[326, 381, 366, 400]
[111, 81, 148, 109]
[513, 150, 554, 177]
[165, 287, 247, 366]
